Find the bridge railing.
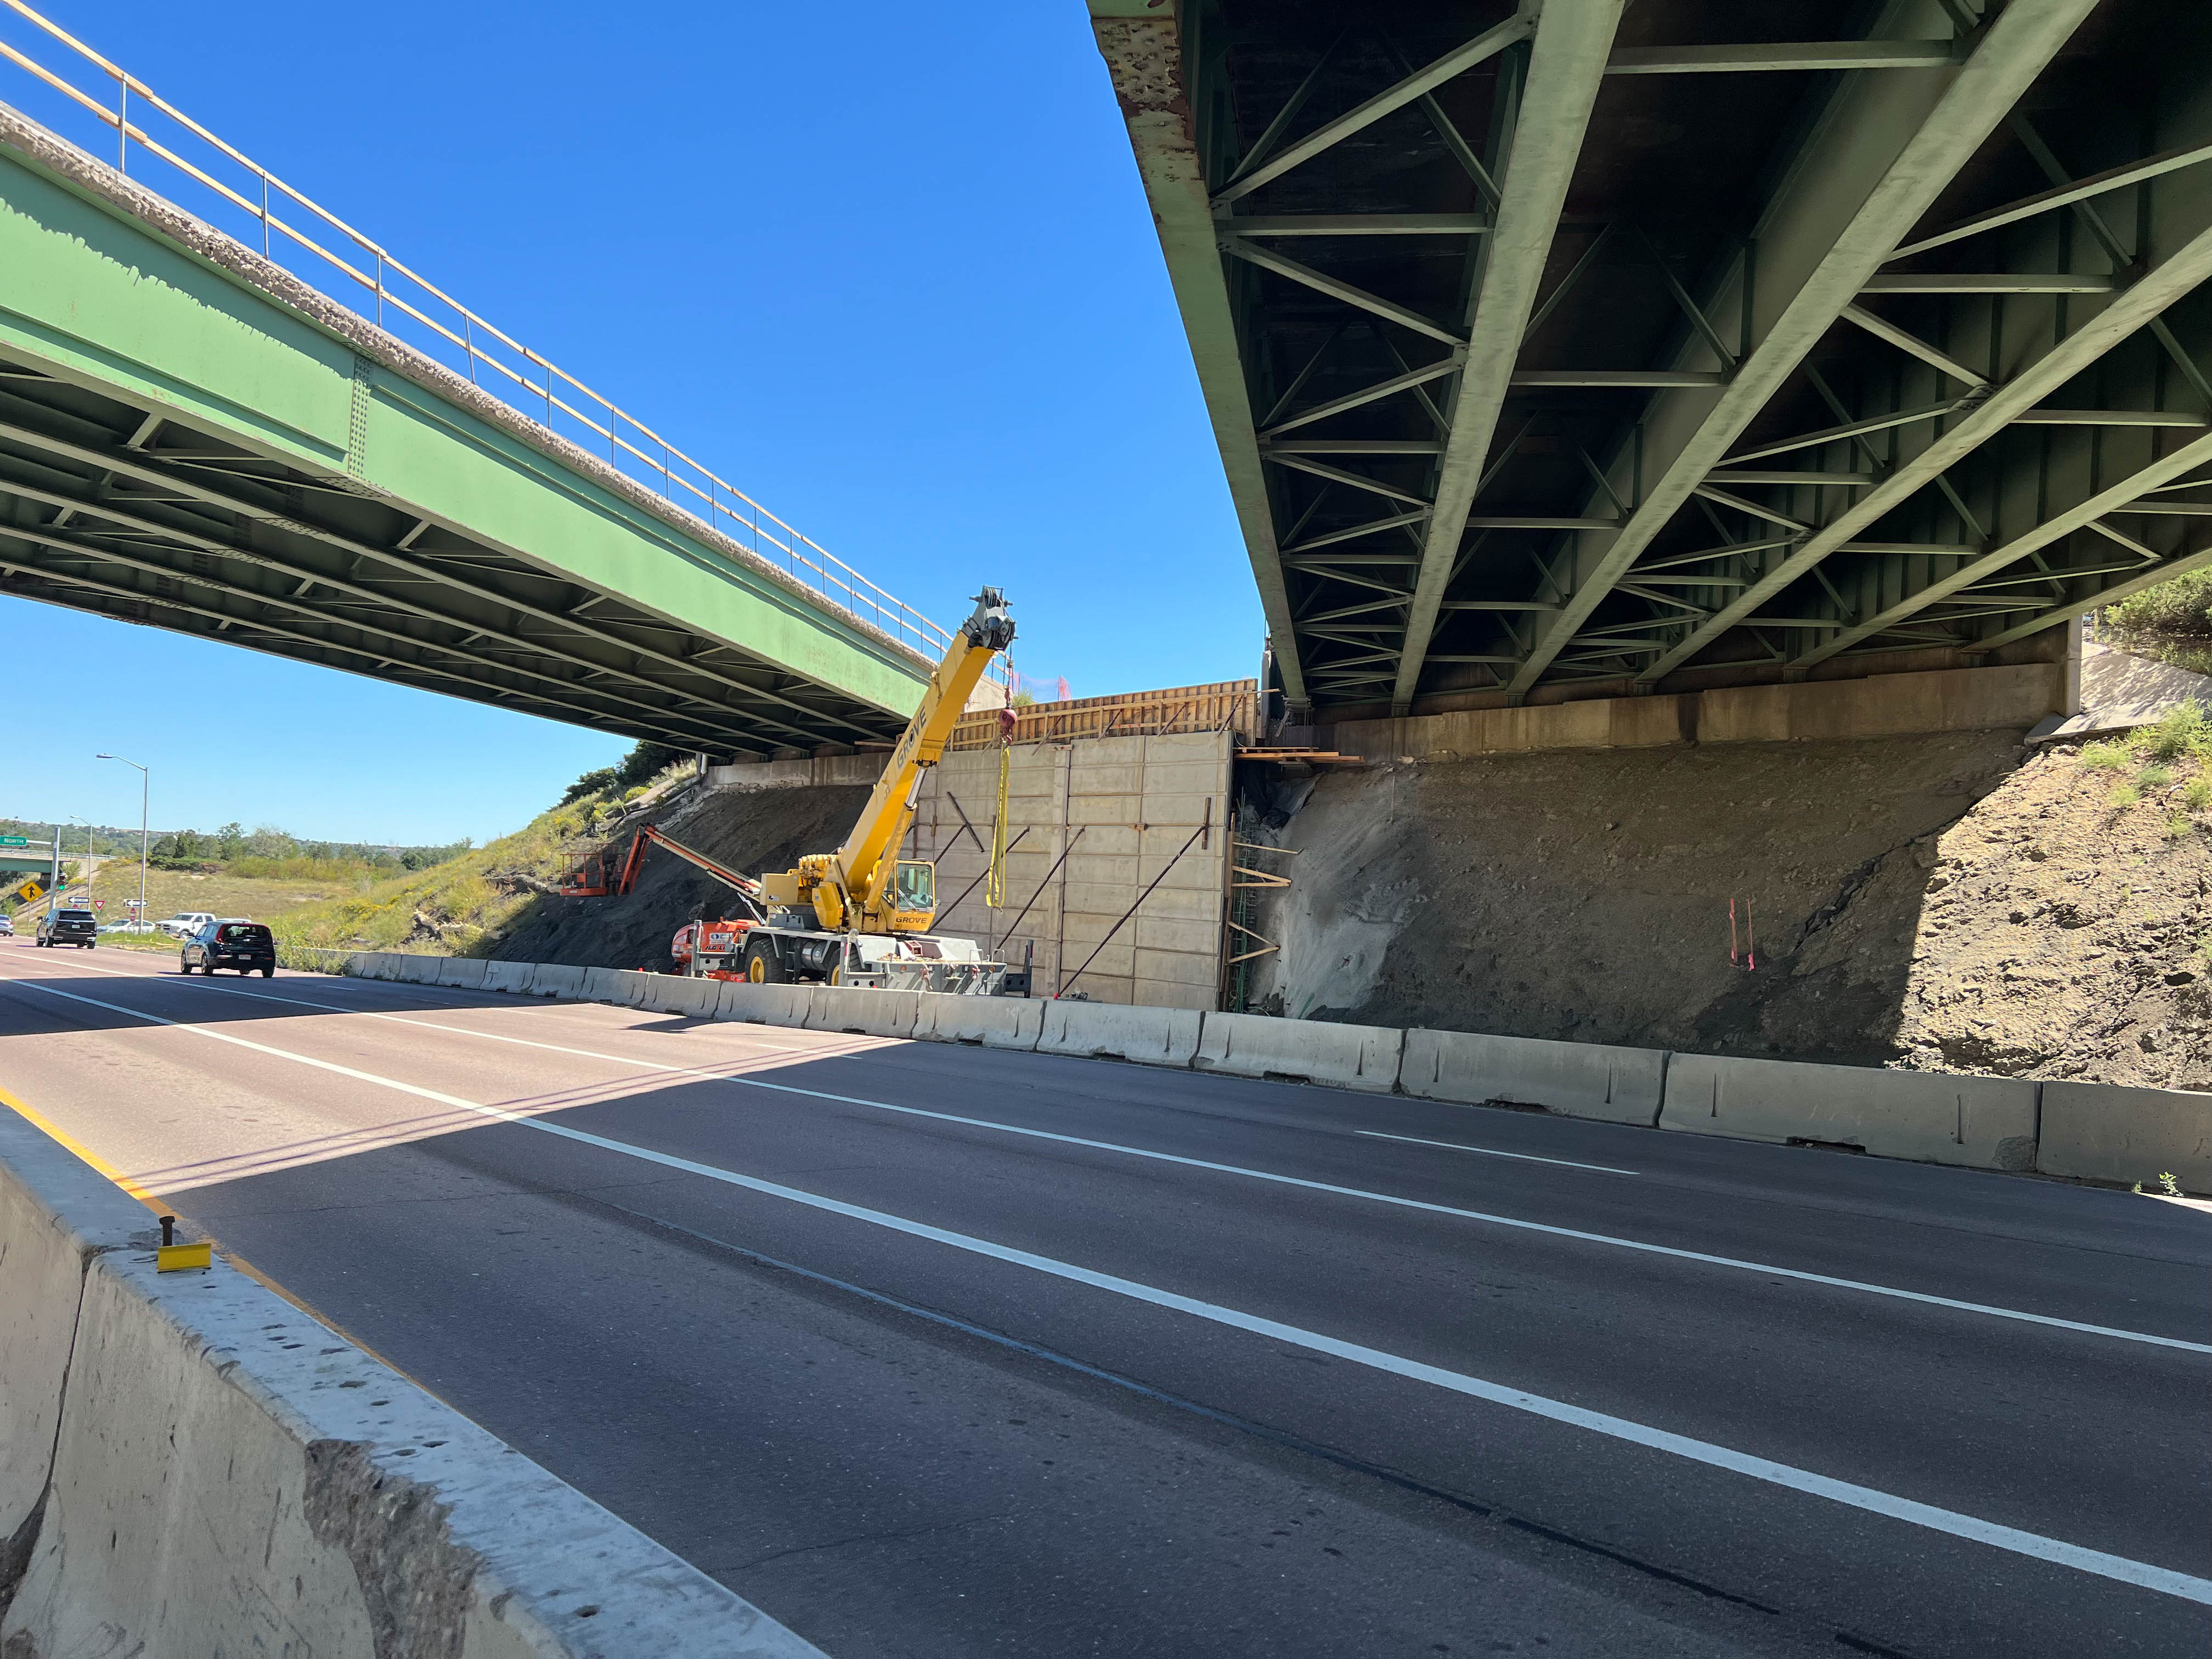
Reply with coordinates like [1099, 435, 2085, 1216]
[0, 0, 960, 664]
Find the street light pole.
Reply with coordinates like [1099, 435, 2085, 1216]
[96, 755, 149, 932]
[67, 816, 91, 905]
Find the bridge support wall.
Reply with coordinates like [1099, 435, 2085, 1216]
[1327, 661, 2062, 763]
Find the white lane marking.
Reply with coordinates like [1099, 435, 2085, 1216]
[5, 971, 2208, 1607]
[1357, 1128, 1638, 1176]
[12, 957, 2211, 1359]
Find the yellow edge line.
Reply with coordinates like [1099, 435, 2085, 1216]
[0, 1080, 164, 1209]
[0, 1079, 450, 1403]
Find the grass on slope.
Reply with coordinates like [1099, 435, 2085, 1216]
[262, 766, 685, 957]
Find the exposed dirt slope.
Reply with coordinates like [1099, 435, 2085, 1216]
[490, 783, 872, 972]
[1891, 740, 2211, 1088]
[1244, 725, 2212, 1087]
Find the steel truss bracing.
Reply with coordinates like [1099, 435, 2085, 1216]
[0, 369, 902, 757]
[1092, 0, 2212, 718]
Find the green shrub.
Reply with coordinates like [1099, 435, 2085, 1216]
[2185, 777, 2212, 811]
[2138, 765, 2174, 791]
[2108, 781, 2142, 808]
[2107, 569, 2212, 637]
[2166, 812, 2194, 840]
[2079, 741, 2129, 771]
[2144, 703, 2212, 762]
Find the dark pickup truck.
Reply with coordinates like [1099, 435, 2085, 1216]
[36, 907, 96, 947]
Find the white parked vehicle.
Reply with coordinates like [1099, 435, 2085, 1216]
[0, 915, 13, 936]
[159, 911, 216, 938]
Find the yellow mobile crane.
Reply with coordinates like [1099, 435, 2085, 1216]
[742, 587, 1016, 993]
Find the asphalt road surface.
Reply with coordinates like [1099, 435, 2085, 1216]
[1, 943, 2205, 1657]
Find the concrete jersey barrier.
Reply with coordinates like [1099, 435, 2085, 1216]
[479, 960, 536, 995]
[1195, 1009, 1403, 1093]
[644, 974, 722, 1018]
[806, 984, 923, 1040]
[921, 994, 1043, 1050]
[2037, 1080, 2212, 1193]
[1661, 1052, 2039, 1171]
[436, 955, 490, 990]
[718, 980, 819, 1028]
[0, 1108, 825, 1658]
[528, 962, 587, 998]
[583, 966, 650, 1007]
[1036, 1000, 1203, 1067]
[1401, 1028, 1667, 1126]
[330, 950, 2210, 1192]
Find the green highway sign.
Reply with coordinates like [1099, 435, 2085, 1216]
[0, 836, 29, 846]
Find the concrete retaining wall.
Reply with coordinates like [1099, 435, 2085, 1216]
[319, 957, 2205, 1191]
[0, 1108, 822, 1658]
[1036, 1000, 1203, 1066]
[1196, 1009, 1401, 1093]
[1401, 1028, 1668, 1126]
[2037, 1080, 2212, 1190]
[1660, 1053, 2039, 1171]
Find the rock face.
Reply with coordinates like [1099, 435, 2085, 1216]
[1891, 746, 2212, 1090]
[1243, 727, 2212, 1087]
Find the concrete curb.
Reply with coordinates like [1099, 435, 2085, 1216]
[0, 1107, 825, 1658]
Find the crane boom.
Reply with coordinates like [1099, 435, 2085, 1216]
[762, 588, 1015, 935]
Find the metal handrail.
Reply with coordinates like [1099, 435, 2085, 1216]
[0, 0, 957, 660]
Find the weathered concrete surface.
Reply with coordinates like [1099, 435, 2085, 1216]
[1400, 1028, 1667, 1126]
[1329, 662, 2060, 763]
[1194, 1009, 1401, 1093]
[1036, 1000, 1202, 1067]
[0, 1105, 823, 1657]
[1660, 1053, 2039, 1172]
[2039, 1080, 2212, 1194]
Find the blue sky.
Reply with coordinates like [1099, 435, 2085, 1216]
[1, 0, 1254, 843]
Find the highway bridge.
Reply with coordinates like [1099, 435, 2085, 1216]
[1091, 0, 2212, 720]
[0, 10, 946, 759]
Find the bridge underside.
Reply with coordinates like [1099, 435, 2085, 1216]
[1092, 0, 2212, 720]
[0, 117, 930, 760]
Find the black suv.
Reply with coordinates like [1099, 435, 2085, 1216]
[36, 907, 97, 948]
[182, 918, 276, 977]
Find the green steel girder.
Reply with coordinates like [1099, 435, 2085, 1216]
[0, 114, 934, 758]
[1092, 0, 2210, 719]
